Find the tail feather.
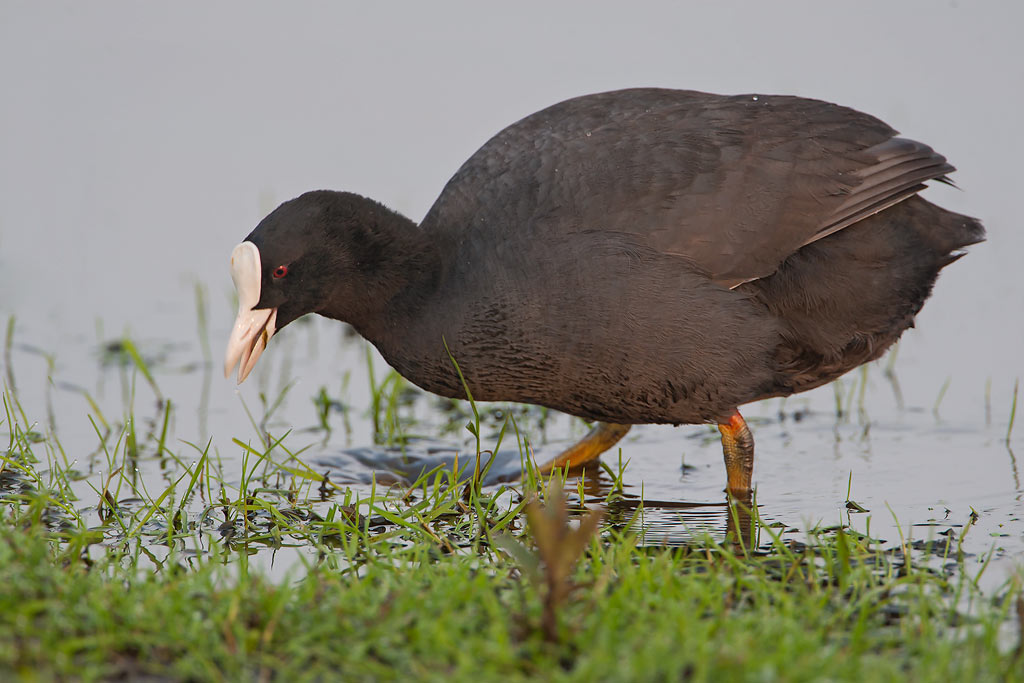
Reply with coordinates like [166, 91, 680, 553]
[908, 200, 985, 256]
[748, 195, 984, 397]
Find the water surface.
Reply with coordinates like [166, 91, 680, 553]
[1, 3, 1021, 586]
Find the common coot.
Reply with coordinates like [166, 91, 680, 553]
[224, 88, 983, 497]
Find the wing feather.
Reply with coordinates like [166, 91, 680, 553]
[420, 89, 955, 287]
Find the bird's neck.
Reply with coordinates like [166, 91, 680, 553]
[319, 204, 443, 341]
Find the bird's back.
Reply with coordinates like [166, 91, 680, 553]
[420, 88, 957, 287]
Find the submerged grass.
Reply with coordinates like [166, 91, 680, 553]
[3, 403, 1023, 683]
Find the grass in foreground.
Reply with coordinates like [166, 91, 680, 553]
[2, 482, 1022, 682]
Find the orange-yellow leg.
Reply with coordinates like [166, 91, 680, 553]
[718, 411, 754, 497]
[536, 422, 632, 474]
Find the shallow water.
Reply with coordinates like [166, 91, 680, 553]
[1, 4, 1022, 586]
[5, 313, 1020, 590]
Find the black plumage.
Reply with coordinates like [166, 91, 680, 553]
[229, 88, 984, 490]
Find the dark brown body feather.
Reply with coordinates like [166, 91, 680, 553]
[247, 88, 984, 426]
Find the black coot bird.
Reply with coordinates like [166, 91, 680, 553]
[225, 88, 983, 497]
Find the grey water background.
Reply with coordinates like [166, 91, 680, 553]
[1, 3, 1021, 582]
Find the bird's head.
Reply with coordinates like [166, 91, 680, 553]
[225, 191, 350, 383]
[224, 190, 416, 383]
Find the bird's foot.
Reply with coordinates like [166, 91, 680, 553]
[536, 422, 632, 474]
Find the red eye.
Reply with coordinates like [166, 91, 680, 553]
[273, 265, 288, 279]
